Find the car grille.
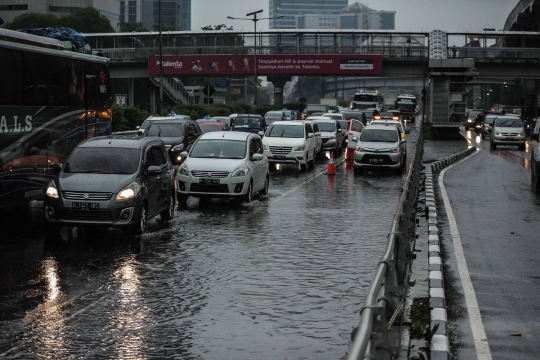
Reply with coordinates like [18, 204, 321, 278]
[500, 132, 519, 136]
[62, 192, 112, 201]
[191, 171, 230, 178]
[59, 208, 113, 221]
[322, 138, 329, 144]
[359, 154, 394, 165]
[363, 148, 393, 154]
[190, 184, 230, 193]
[269, 146, 293, 155]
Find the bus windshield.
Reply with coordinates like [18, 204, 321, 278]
[354, 94, 377, 102]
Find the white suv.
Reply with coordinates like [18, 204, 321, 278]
[260, 121, 316, 170]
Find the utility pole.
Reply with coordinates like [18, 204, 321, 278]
[158, 0, 163, 115]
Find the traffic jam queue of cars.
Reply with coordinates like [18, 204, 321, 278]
[44, 107, 409, 235]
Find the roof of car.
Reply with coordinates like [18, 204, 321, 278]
[306, 116, 336, 122]
[237, 113, 262, 117]
[146, 116, 188, 121]
[365, 124, 399, 131]
[200, 131, 255, 141]
[198, 121, 224, 126]
[271, 120, 302, 126]
[79, 135, 159, 149]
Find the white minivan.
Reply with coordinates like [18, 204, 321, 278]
[260, 121, 316, 170]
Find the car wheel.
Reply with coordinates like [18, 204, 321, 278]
[308, 150, 315, 168]
[177, 193, 188, 207]
[132, 204, 147, 235]
[519, 144, 526, 151]
[161, 192, 175, 221]
[490, 142, 496, 149]
[300, 163, 307, 171]
[259, 175, 269, 196]
[354, 167, 363, 175]
[244, 181, 253, 203]
[45, 222, 61, 235]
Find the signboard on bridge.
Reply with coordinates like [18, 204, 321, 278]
[148, 55, 382, 76]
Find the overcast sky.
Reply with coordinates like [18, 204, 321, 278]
[192, 0, 518, 32]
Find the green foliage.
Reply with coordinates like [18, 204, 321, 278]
[283, 102, 306, 112]
[201, 24, 233, 30]
[6, 7, 114, 33]
[409, 299, 431, 339]
[254, 104, 277, 116]
[112, 105, 152, 132]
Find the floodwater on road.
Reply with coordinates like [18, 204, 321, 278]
[0, 121, 418, 359]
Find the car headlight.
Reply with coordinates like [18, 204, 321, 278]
[496, 132, 502, 136]
[46, 181, 59, 198]
[391, 148, 401, 153]
[116, 182, 140, 200]
[232, 164, 249, 177]
[356, 146, 365, 152]
[171, 144, 184, 152]
[178, 162, 189, 176]
[263, 144, 269, 151]
[517, 130, 525, 136]
[328, 135, 336, 140]
[293, 144, 305, 151]
[467, 119, 473, 123]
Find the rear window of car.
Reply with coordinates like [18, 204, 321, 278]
[146, 123, 185, 137]
[64, 147, 141, 174]
[360, 128, 398, 142]
[495, 117, 523, 127]
[234, 117, 261, 129]
[315, 122, 336, 132]
[337, 120, 349, 130]
[199, 124, 223, 133]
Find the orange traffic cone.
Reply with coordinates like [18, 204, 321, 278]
[326, 151, 336, 176]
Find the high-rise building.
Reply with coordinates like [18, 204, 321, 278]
[0, 0, 121, 28]
[269, 0, 348, 30]
[120, 0, 190, 31]
[295, 2, 396, 30]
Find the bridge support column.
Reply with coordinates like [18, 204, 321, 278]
[150, 87, 156, 113]
[272, 80, 286, 108]
[128, 78, 135, 107]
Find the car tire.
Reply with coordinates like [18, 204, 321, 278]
[490, 142, 496, 149]
[300, 163, 307, 171]
[308, 150, 315, 168]
[132, 204, 147, 235]
[518, 144, 526, 151]
[259, 175, 269, 196]
[177, 193, 188, 207]
[244, 181, 253, 203]
[161, 192, 175, 221]
[45, 222, 61, 235]
[354, 167, 363, 175]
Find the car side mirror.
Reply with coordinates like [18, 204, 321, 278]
[137, 130, 144, 136]
[52, 163, 62, 173]
[401, 139, 407, 143]
[146, 165, 161, 176]
[307, 133, 314, 138]
[180, 151, 188, 158]
[352, 137, 358, 142]
[258, 131, 264, 137]
[315, 132, 321, 136]
[251, 153, 263, 161]
[136, 126, 140, 130]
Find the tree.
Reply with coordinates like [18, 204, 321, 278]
[117, 21, 146, 32]
[6, 13, 59, 30]
[6, 7, 114, 33]
[201, 24, 233, 31]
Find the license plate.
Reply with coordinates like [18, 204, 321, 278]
[72, 202, 99, 210]
[274, 155, 286, 160]
[370, 158, 384, 164]
[199, 178, 220, 184]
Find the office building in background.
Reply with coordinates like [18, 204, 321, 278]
[269, 0, 348, 29]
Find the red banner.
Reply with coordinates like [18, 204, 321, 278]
[148, 54, 382, 76]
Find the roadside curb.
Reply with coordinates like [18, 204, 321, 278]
[423, 145, 477, 360]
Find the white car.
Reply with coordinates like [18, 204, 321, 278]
[260, 120, 316, 170]
[176, 131, 269, 203]
[310, 117, 344, 154]
[490, 116, 526, 150]
[301, 120, 322, 156]
[353, 125, 406, 174]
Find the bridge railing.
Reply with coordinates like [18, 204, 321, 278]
[347, 120, 423, 360]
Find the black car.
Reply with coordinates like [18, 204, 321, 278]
[44, 136, 175, 235]
[143, 119, 202, 165]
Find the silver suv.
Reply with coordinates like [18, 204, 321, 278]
[353, 124, 406, 174]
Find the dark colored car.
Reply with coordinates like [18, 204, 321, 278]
[232, 114, 266, 134]
[43, 136, 175, 235]
[466, 110, 485, 130]
[143, 119, 202, 165]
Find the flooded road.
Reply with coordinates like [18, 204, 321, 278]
[0, 120, 418, 359]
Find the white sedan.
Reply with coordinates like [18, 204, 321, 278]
[176, 131, 269, 204]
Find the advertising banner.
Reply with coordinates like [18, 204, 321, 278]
[148, 54, 382, 76]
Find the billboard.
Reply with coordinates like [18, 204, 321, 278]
[148, 55, 382, 76]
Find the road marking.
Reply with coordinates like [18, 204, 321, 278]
[439, 150, 493, 360]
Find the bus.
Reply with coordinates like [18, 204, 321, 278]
[394, 94, 417, 121]
[350, 91, 384, 111]
[0, 28, 112, 209]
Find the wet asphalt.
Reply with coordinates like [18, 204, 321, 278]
[0, 120, 418, 359]
[438, 129, 540, 360]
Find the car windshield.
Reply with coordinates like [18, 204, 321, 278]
[315, 122, 336, 132]
[64, 147, 140, 174]
[484, 116, 496, 125]
[354, 94, 377, 102]
[337, 120, 348, 130]
[360, 129, 398, 142]
[234, 117, 261, 129]
[495, 118, 523, 127]
[190, 139, 246, 159]
[267, 124, 303, 138]
[199, 124, 222, 133]
[140, 120, 151, 129]
[146, 123, 185, 137]
[323, 114, 342, 120]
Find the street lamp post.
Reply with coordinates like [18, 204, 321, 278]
[227, 11, 283, 106]
[158, 0, 163, 115]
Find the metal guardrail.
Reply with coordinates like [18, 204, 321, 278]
[347, 120, 424, 360]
